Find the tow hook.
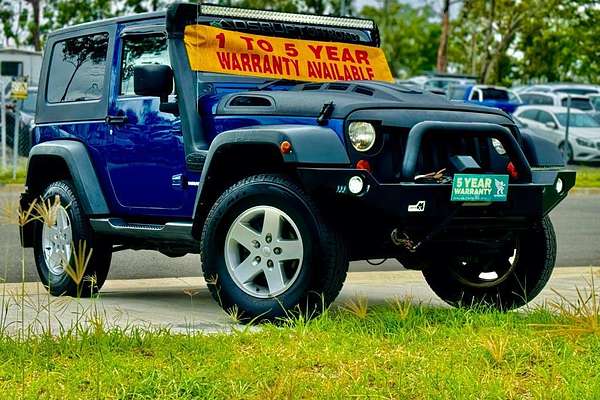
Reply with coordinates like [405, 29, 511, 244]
[391, 206, 462, 253]
[391, 229, 417, 252]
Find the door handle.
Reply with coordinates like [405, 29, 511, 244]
[105, 115, 128, 124]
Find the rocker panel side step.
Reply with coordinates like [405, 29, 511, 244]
[89, 218, 195, 242]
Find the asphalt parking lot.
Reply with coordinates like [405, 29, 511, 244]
[0, 189, 598, 283]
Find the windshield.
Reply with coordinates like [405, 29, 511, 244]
[556, 113, 600, 128]
[481, 88, 509, 101]
[554, 88, 599, 95]
[561, 97, 592, 111]
[447, 86, 467, 101]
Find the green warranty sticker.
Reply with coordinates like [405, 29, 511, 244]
[451, 174, 509, 202]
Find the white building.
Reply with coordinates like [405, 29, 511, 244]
[0, 48, 43, 86]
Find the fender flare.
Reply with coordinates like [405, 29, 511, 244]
[26, 140, 110, 215]
[191, 124, 350, 236]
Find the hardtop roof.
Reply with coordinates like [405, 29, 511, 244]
[46, 11, 165, 38]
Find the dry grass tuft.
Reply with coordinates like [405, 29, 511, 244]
[388, 296, 413, 320]
[482, 335, 509, 365]
[341, 295, 369, 319]
[63, 240, 93, 297]
[530, 272, 600, 337]
[32, 195, 63, 227]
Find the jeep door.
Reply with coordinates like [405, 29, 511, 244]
[105, 26, 196, 217]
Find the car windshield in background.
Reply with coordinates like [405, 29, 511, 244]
[521, 93, 553, 105]
[556, 113, 600, 128]
[20, 91, 37, 114]
[447, 86, 467, 100]
[555, 88, 598, 95]
[561, 97, 592, 111]
[481, 88, 509, 101]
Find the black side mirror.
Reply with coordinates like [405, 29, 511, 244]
[133, 64, 173, 102]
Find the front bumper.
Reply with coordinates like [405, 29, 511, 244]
[572, 140, 600, 162]
[297, 167, 575, 221]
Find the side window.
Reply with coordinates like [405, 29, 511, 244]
[47, 33, 109, 103]
[519, 110, 539, 121]
[1, 61, 23, 77]
[120, 34, 169, 96]
[538, 111, 554, 124]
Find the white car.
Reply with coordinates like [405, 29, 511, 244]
[514, 105, 600, 163]
[521, 84, 600, 96]
[519, 91, 593, 111]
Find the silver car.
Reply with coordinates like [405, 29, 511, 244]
[514, 105, 600, 163]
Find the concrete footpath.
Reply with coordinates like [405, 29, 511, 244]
[1, 267, 599, 335]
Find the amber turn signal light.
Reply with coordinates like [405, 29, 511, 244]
[280, 141, 292, 154]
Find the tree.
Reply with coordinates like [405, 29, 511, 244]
[362, 0, 441, 77]
[449, 0, 562, 84]
[25, 0, 41, 51]
[435, 0, 450, 73]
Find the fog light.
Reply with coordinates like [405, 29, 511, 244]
[348, 176, 364, 194]
[555, 178, 563, 194]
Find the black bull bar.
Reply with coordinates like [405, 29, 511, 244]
[297, 121, 575, 221]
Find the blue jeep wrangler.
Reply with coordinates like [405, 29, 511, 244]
[21, 3, 575, 321]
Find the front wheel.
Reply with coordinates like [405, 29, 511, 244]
[201, 174, 349, 322]
[422, 217, 556, 310]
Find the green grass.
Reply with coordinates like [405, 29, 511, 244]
[575, 167, 600, 188]
[0, 159, 26, 185]
[1, 304, 600, 399]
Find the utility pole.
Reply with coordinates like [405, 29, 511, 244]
[1, 79, 6, 170]
[564, 95, 571, 164]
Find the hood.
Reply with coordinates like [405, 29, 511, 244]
[568, 127, 600, 140]
[215, 81, 511, 120]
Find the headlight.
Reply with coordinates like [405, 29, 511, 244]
[491, 138, 506, 155]
[575, 137, 595, 148]
[348, 122, 376, 152]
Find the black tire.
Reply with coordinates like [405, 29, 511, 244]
[422, 217, 556, 310]
[559, 142, 573, 164]
[33, 180, 112, 297]
[201, 174, 348, 322]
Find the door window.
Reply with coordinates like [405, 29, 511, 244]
[518, 109, 539, 121]
[47, 33, 109, 103]
[120, 34, 170, 96]
[537, 111, 555, 125]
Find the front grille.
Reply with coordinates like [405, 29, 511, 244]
[369, 127, 498, 183]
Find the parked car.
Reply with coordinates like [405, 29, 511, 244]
[519, 91, 593, 111]
[590, 94, 600, 112]
[2, 86, 37, 157]
[19, 3, 574, 321]
[447, 84, 521, 114]
[520, 84, 600, 96]
[408, 73, 477, 94]
[514, 105, 600, 162]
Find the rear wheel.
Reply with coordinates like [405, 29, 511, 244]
[422, 217, 556, 310]
[201, 174, 348, 322]
[33, 180, 112, 297]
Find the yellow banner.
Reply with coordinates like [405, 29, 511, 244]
[184, 25, 393, 83]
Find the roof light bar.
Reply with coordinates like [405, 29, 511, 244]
[199, 4, 375, 30]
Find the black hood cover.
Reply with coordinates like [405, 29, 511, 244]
[215, 81, 510, 120]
